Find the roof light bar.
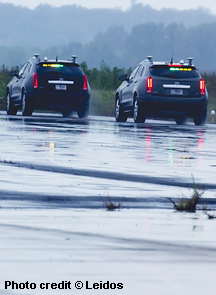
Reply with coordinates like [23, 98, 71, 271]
[42, 64, 64, 68]
[170, 67, 192, 71]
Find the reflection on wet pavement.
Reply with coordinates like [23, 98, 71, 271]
[1, 113, 216, 295]
[0, 112, 216, 206]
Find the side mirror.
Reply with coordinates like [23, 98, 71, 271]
[119, 74, 128, 81]
[9, 70, 18, 77]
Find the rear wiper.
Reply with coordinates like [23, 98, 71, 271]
[162, 74, 178, 78]
[48, 71, 62, 75]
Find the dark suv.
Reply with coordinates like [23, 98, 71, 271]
[115, 56, 208, 125]
[6, 54, 90, 117]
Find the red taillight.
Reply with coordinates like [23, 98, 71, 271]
[200, 79, 205, 95]
[33, 73, 38, 89]
[83, 75, 88, 90]
[147, 77, 153, 93]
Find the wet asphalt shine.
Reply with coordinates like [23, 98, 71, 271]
[0, 111, 216, 210]
[1, 111, 216, 295]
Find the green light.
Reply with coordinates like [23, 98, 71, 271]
[170, 67, 192, 72]
[43, 64, 64, 68]
[170, 68, 180, 71]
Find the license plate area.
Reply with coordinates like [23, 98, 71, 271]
[171, 89, 183, 95]
[55, 85, 67, 90]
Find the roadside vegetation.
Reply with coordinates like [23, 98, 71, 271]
[104, 198, 122, 211]
[0, 66, 10, 110]
[1, 62, 216, 121]
[81, 61, 131, 116]
[167, 176, 204, 213]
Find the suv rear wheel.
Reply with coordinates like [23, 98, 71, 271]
[175, 114, 187, 125]
[22, 91, 33, 116]
[115, 97, 127, 122]
[193, 107, 207, 125]
[77, 103, 89, 118]
[133, 96, 146, 123]
[7, 92, 18, 115]
[62, 109, 72, 117]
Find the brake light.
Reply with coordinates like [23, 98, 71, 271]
[200, 79, 205, 95]
[147, 77, 153, 93]
[33, 73, 38, 88]
[83, 75, 88, 90]
[168, 64, 182, 67]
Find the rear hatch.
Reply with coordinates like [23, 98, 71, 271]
[149, 65, 202, 97]
[36, 62, 84, 92]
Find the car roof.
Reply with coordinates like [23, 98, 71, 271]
[37, 60, 80, 65]
[140, 56, 196, 68]
[29, 54, 79, 66]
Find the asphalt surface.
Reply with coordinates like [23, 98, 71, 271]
[1, 111, 216, 295]
[0, 111, 216, 209]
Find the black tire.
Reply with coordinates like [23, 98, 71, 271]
[175, 115, 187, 125]
[133, 96, 146, 123]
[22, 91, 33, 116]
[115, 97, 127, 122]
[193, 107, 207, 126]
[77, 104, 89, 118]
[6, 92, 17, 115]
[62, 109, 72, 117]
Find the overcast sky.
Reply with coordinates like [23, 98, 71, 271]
[1, 0, 216, 14]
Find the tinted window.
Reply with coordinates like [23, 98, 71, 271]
[136, 65, 144, 77]
[18, 63, 28, 76]
[37, 63, 83, 77]
[129, 66, 139, 79]
[24, 62, 32, 74]
[150, 65, 200, 79]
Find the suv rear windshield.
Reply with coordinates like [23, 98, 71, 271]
[37, 63, 83, 77]
[150, 65, 200, 79]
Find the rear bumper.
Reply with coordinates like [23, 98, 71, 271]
[139, 95, 208, 117]
[27, 89, 90, 111]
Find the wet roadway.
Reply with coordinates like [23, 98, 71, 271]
[1, 111, 216, 295]
[0, 111, 216, 209]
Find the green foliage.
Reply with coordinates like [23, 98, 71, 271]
[201, 72, 216, 119]
[80, 61, 131, 116]
[90, 89, 115, 116]
[1, 3, 216, 71]
[80, 61, 128, 90]
[167, 175, 204, 213]
[1, 2, 216, 54]
[0, 66, 10, 109]
[105, 198, 122, 211]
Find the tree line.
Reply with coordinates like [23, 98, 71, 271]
[2, 21, 216, 72]
[0, 3, 215, 49]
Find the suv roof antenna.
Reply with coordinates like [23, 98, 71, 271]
[72, 55, 77, 63]
[188, 57, 193, 66]
[170, 52, 174, 64]
[146, 56, 153, 63]
[56, 52, 58, 62]
[34, 54, 40, 60]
